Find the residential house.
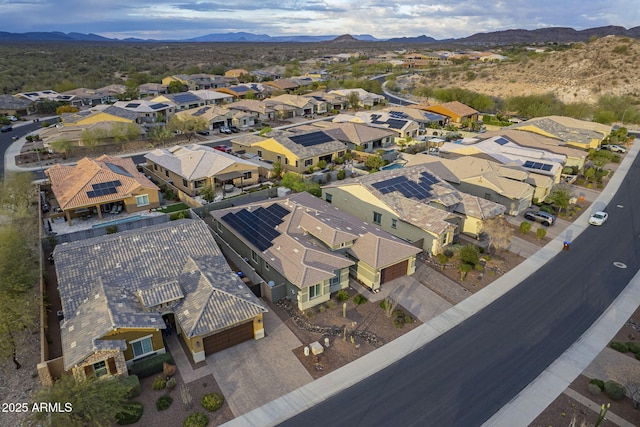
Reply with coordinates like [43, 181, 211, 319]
[138, 83, 168, 98]
[190, 89, 234, 105]
[481, 129, 588, 170]
[353, 111, 420, 139]
[175, 105, 234, 131]
[0, 94, 31, 116]
[151, 92, 205, 113]
[44, 155, 160, 225]
[40, 121, 145, 152]
[238, 129, 347, 173]
[41, 219, 267, 383]
[15, 89, 63, 103]
[264, 79, 300, 93]
[162, 74, 229, 91]
[235, 83, 273, 99]
[439, 135, 561, 201]
[112, 100, 174, 124]
[322, 165, 505, 253]
[423, 101, 479, 125]
[226, 99, 277, 124]
[327, 88, 385, 108]
[144, 144, 259, 197]
[383, 106, 449, 133]
[61, 105, 138, 126]
[214, 85, 258, 100]
[95, 84, 127, 103]
[304, 91, 348, 113]
[225, 69, 251, 79]
[266, 94, 316, 118]
[313, 121, 395, 153]
[506, 115, 611, 150]
[210, 192, 420, 306]
[59, 88, 111, 107]
[406, 154, 535, 216]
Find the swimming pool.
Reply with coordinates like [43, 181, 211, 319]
[381, 162, 405, 170]
[92, 215, 143, 228]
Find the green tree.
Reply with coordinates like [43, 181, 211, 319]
[50, 138, 73, 157]
[28, 374, 132, 427]
[167, 80, 186, 93]
[348, 91, 360, 110]
[546, 185, 573, 215]
[458, 263, 472, 281]
[199, 184, 216, 203]
[35, 99, 62, 115]
[0, 172, 38, 220]
[481, 217, 513, 253]
[459, 244, 480, 267]
[365, 155, 384, 172]
[280, 172, 306, 192]
[147, 125, 173, 144]
[271, 161, 283, 180]
[583, 166, 596, 182]
[0, 293, 36, 369]
[167, 115, 207, 142]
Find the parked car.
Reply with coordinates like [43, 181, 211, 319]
[196, 130, 210, 136]
[524, 210, 556, 226]
[601, 144, 626, 153]
[214, 145, 232, 153]
[1, 125, 12, 132]
[219, 126, 232, 134]
[6, 115, 17, 121]
[588, 211, 608, 226]
[229, 126, 240, 133]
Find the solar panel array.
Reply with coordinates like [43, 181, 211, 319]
[150, 103, 169, 110]
[193, 106, 211, 116]
[368, 113, 406, 129]
[289, 131, 334, 147]
[221, 204, 291, 252]
[125, 103, 140, 108]
[371, 172, 436, 200]
[387, 119, 406, 130]
[105, 162, 133, 177]
[495, 137, 510, 146]
[389, 110, 409, 119]
[173, 93, 198, 103]
[523, 160, 554, 171]
[87, 180, 122, 198]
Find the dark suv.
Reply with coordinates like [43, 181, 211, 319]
[524, 210, 556, 226]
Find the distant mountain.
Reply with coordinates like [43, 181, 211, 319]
[1, 26, 639, 44]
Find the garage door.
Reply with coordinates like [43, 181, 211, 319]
[380, 259, 409, 284]
[203, 321, 254, 355]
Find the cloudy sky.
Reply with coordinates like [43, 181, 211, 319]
[1, 0, 638, 40]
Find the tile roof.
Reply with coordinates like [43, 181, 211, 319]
[263, 129, 346, 159]
[45, 155, 159, 210]
[144, 144, 257, 181]
[62, 105, 138, 123]
[480, 129, 587, 159]
[316, 122, 396, 145]
[439, 101, 478, 117]
[53, 220, 267, 369]
[506, 115, 610, 144]
[211, 192, 419, 288]
[0, 94, 31, 109]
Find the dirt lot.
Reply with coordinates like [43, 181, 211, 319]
[268, 288, 422, 380]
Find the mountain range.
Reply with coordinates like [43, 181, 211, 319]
[0, 26, 639, 44]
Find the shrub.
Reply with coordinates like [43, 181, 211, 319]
[337, 169, 346, 180]
[170, 211, 188, 221]
[335, 289, 350, 302]
[106, 225, 118, 234]
[116, 402, 144, 425]
[166, 377, 177, 390]
[610, 341, 629, 353]
[536, 228, 547, 240]
[379, 299, 391, 311]
[201, 392, 225, 412]
[604, 380, 625, 400]
[121, 375, 141, 398]
[588, 383, 602, 395]
[183, 411, 209, 427]
[519, 221, 532, 234]
[153, 375, 167, 390]
[129, 353, 174, 378]
[459, 245, 480, 267]
[318, 304, 326, 313]
[156, 394, 173, 411]
[589, 378, 605, 391]
[626, 342, 640, 354]
[353, 294, 368, 305]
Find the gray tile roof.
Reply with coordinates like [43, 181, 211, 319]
[0, 94, 31, 109]
[54, 219, 266, 369]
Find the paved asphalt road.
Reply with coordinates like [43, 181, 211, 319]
[0, 121, 45, 180]
[282, 153, 640, 424]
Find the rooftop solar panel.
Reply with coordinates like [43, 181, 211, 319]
[150, 103, 169, 110]
[125, 103, 140, 108]
[267, 203, 291, 218]
[523, 160, 535, 168]
[289, 131, 334, 147]
[541, 164, 553, 171]
[220, 204, 290, 252]
[386, 119, 407, 130]
[173, 93, 199, 103]
[105, 163, 133, 178]
[495, 137, 509, 146]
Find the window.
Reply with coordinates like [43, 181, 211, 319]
[373, 212, 382, 225]
[216, 220, 222, 231]
[337, 151, 345, 158]
[304, 159, 313, 167]
[165, 169, 169, 177]
[309, 283, 321, 299]
[330, 273, 340, 287]
[136, 194, 149, 207]
[285, 158, 289, 165]
[93, 360, 108, 378]
[277, 155, 282, 163]
[257, 150, 263, 157]
[131, 336, 153, 358]
[243, 171, 252, 180]
[153, 164, 158, 171]
[391, 218, 397, 229]
[182, 179, 188, 188]
[325, 193, 332, 203]
[251, 250, 258, 263]
[295, 160, 299, 167]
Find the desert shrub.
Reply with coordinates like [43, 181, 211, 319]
[170, 211, 188, 221]
[201, 392, 225, 412]
[626, 342, 640, 354]
[116, 402, 144, 425]
[156, 394, 173, 411]
[166, 377, 177, 390]
[163, 362, 176, 377]
[536, 228, 547, 240]
[337, 169, 346, 180]
[335, 289, 350, 302]
[318, 304, 326, 313]
[353, 294, 368, 305]
[604, 380, 625, 400]
[183, 411, 209, 427]
[392, 309, 411, 328]
[121, 375, 141, 398]
[129, 353, 174, 378]
[589, 378, 605, 391]
[610, 341, 629, 353]
[459, 244, 480, 267]
[326, 300, 335, 309]
[106, 225, 118, 234]
[379, 299, 391, 310]
[152, 375, 167, 390]
[519, 221, 532, 234]
[588, 383, 602, 395]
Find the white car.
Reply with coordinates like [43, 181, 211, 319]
[602, 144, 626, 153]
[589, 211, 608, 226]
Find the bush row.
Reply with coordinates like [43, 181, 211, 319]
[129, 353, 174, 378]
